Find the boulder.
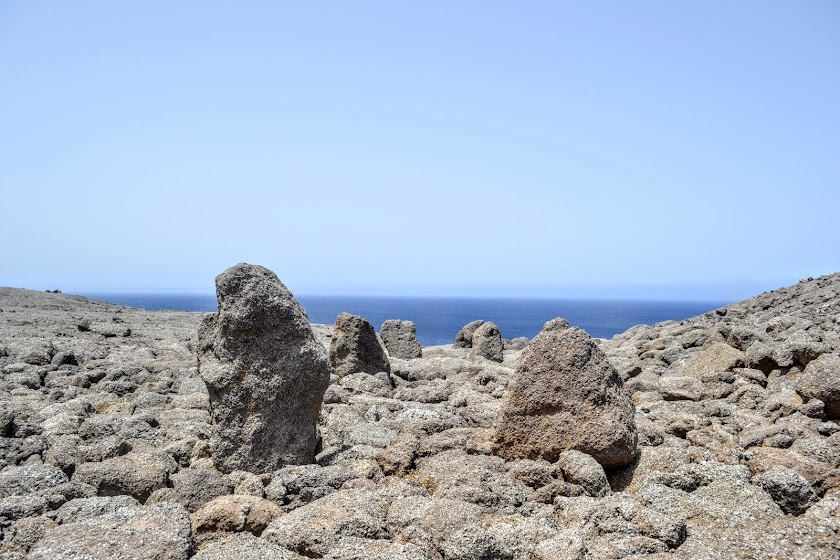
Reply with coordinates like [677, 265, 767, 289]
[72, 450, 177, 503]
[197, 263, 330, 473]
[453, 320, 484, 348]
[54, 495, 140, 524]
[380, 320, 422, 359]
[798, 353, 840, 418]
[191, 494, 282, 539]
[755, 465, 818, 515]
[192, 532, 300, 560]
[470, 322, 503, 363]
[147, 467, 232, 512]
[263, 488, 390, 557]
[554, 450, 610, 498]
[28, 502, 194, 560]
[493, 318, 638, 468]
[330, 313, 391, 377]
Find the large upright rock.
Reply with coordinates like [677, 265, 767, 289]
[454, 320, 485, 348]
[470, 322, 504, 363]
[494, 318, 637, 469]
[197, 263, 330, 473]
[330, 313, 391, 377]
[380, 320, 422, 359]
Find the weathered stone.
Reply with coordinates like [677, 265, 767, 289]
[380, 320, 422, 359]
[453, 320, 484, 348]
[798, 353, 840, 419]
[263, 488, 391, 557]
[197, 263, 330, 473]
[28, 502, 194, 560]
[659, 376, 705, 401]
[191, 532, 300, 560]
[191, 494, 282, 539]
[72, 450, 177, 503]
[755, 465, 818, 515]
[494, 319, 637, 468]
[470, 322, 503, 363]
[147, 467, 232, 512]
[680, 342, 744, 378]
[555, 450, 610, 498]
[330, 313, 391, 377]
[0, 464, 68, 498]
[54, 495, 140, 524]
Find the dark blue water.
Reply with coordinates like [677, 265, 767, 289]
[81, 293, 728, 346]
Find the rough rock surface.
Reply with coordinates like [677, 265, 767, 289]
[380, 320, 423, 359]
[494, 319, 638, 468]
[197, 263, 330, 473]
[28, 502, 194, 560]
[3, 272, 840, 559]
[453, 320, 484, 348]
[470, 321, 504, 363]
[330, 313, 391, 377]
[798, 353, 840, 418]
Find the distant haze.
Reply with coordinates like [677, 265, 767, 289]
[2, 2, 838, 300]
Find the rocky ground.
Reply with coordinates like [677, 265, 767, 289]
[0, 272, 839, 560]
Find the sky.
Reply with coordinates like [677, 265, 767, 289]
[1, 1, 838, 300]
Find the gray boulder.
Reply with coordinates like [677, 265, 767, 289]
[798, 353, 840, 419]
[72, 450, 177, 503]
[330, 313, 391, 377]
[505, 337, 529, 350]
[0, 464, 68, 498]
[755, 465, 818, 515]
[380, 320, 422, 359]
[54, 495, 140, 524]
[197, 263, 330, 473]
[147, 467, 232, 512]
[453, 320, 484, 348]
[28, 502, 194, 560]
[494, 318, 638, 469]
[470, 322, 503, 363]
[192, 532, 300, 560]
[555, 450, 610, 498]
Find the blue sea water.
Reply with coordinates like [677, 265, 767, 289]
[81, 293, 728, 347]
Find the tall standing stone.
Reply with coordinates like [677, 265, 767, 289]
[493, 318, 637, 469]
[380, 320, 423, 359]
[197, 263, 330, 473]
[470, 322, 504, 363]
[330, 313, 391, 377]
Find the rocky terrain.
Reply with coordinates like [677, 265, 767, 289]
[0, 268, 838, 559]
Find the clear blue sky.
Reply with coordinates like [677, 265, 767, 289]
[1, 1, 838, 300]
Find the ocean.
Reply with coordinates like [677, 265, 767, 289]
[80, 294, 728, 347]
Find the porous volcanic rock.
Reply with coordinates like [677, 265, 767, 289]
[380, 320, 422, 359]
[453, 320, 484, 348]
[798, 353, 840, 419]
[470, 322, 504, 363]
[197, 263, 330, 473]
[4, 271, 840, 560]
[330, 313, 391, 377]
[493, 318, 638, 468]
[28, 502, 194, 560]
